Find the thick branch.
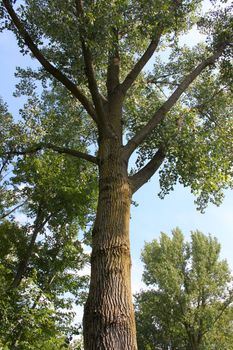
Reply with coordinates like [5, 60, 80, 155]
[120, 33, 162, 96]
[46, 143, 98, 164]
[3, 0, 96, 121]
[4, 142, 98, 164]
[107, 28, 120, 96]
[75, 0, 107, 129]
[81, 42, 106, 124]
[124, 46, 226, 159]
[119, 0, 193, 97]
[107, 55, 120, 96]
[129, 148, 165, 193]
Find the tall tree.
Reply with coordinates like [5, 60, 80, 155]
[0, 1, 233, 348]
[135, 229, 233, 350]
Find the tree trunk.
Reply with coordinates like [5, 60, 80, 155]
[187, 333, 200, 350]
[11, 205, 46, 288]
[83, 141, 137, 349]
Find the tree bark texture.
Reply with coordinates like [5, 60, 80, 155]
[83, 140, 137, 350]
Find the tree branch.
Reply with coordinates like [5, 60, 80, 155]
[193, 85, 228, 111]
[11, 206, 49, 288]
[0, 159, 8, 175]
[120, 32, 162, 96]
[107, 55, 120, 96]
[123, 45, 227, 159]
[0, 201, 27, 221]
[129, 148, 165, 193]
[107, 28, 120, 96]
[3, 142, 98, 164]
[2, 0, 97, 121]
[75, 0, 107, 130]
[202, 290, 233, 337]
[119, 0, 195, 97]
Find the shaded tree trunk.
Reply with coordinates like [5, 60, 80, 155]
[187, 333, 201, 350]
[83, 140, 137, 349]
[11, 205, 47, 288]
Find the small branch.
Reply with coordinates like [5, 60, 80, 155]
[129, 148, 165, 193]
[148, 78, 179, 87]
[3, 142, 98, 164]
[123, 45, 227, 159]
[0, 159, 8, 175]
[0, 201, 27, 221]
[3, 0, 97, 121]
[202, 290, 233, 337]
[147, 73, 174, 83]
[120, 33, 162, 96]
[0, 169, 12, 182]
[11, 206, 49, 288]
[193, 85, 227, 111]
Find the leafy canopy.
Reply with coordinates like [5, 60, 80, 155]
[0, 0, 232, 210]
[0, 93, 96, 347]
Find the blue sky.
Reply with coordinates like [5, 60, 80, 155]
[0, 4, 232, 299]
[131, 176, 233, 291]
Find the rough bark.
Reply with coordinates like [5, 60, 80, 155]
[83, 139, 137, 350]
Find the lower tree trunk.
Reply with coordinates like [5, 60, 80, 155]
[83, 149, 137, 349]
[187, 333, 200, 350]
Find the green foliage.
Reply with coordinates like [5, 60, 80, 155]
[0, 221, 88, 349]
[0, 89, 98, 225]
[135, 229, 233, 349]
[1, 1, 232, 210]
[0, 97, 95, 347]
[0, 220, 87, 349]
[130, 44, 233, 211]
[0, 0, 233, 347]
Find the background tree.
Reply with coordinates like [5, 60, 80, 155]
[135, 229, 233, 350]
[0, 98, 96, 348]
[0, 219, 89, 349]
[0, 0, 233, 348]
